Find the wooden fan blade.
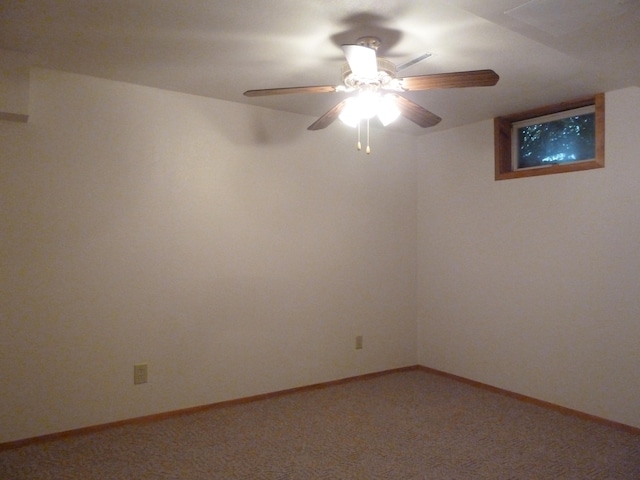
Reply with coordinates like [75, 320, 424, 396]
[398, 69, 499, 91]
[391, 94, 442, 128]
[307, 99, 350, 131]
[244, 85, 339, 97]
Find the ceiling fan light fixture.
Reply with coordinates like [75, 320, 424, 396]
[338, 100, 360, 127]
[338, 92, 401, 155]
[378, 94, 401, 126]
[339, 92, 379, 127]
[339, 92, 400, 127]
[244, 35, 498, 149]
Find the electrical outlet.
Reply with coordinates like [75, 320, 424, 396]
[355, 335, 363, 350]
[133, 363, 148, 385]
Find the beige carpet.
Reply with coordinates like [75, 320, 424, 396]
[1, 369, 639, 479]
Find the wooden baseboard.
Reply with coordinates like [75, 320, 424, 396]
[2, 364, 637, 450]
[0, 366, 418, 451]
[415, 365, 640, 436]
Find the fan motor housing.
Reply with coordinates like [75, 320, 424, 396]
[341, 57, 396, 89]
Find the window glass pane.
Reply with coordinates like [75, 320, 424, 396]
[516, 112, 595, 169]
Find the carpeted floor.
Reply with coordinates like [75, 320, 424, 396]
[1, 369, 639, 479]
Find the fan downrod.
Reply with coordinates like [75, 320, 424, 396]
[356, 36, 381, 50]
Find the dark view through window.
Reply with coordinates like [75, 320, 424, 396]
[516, 112, 596, 169]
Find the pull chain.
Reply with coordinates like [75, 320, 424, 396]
[366, 118, 371, 154]
[354, 119, 371, 154]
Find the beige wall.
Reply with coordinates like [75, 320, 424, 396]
[2, 68, 638, 444]
[0, 69, 418, 443]
[416, 87, 640, 429]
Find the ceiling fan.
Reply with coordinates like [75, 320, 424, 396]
[244, 36, 499, 152]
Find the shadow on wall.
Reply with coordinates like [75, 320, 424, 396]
[188, 97, 310, 147]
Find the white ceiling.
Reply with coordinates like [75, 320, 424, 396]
[1, 0, 639, 135]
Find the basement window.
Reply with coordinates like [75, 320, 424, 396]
[494, 94, 604, 180]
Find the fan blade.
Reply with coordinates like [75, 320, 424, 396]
[399, 69, 499, 91]
[391, 94, 441, 128]
[244, 85, 338, 97]
[307, 99, 350, 131]
[342, 44, 378, 79]
[396, 52, 432, 72]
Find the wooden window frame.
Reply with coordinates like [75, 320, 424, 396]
[494, 93, 604, 180]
